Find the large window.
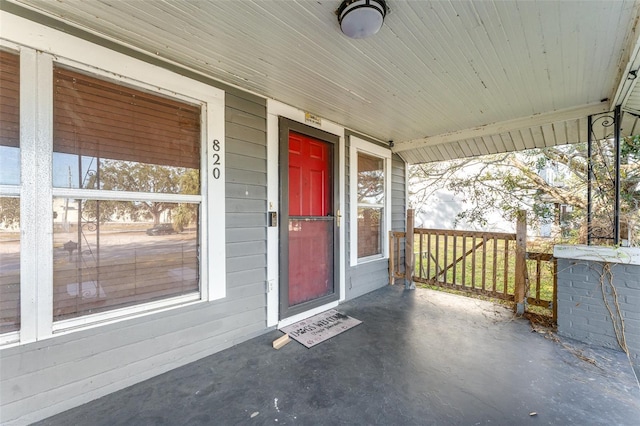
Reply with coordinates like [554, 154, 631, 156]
[350, 136, 392, 264]
[0, 24, 226, 344]
[0, 24, 226, 347]
[52, 66, 202, 320]
[0, 50, 20, 334]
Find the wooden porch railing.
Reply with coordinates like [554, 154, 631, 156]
[388, 230, 407, 285]
[412, 228, 519, 301]
[525, 252, 558, 322]
[389, 210, 557, 319]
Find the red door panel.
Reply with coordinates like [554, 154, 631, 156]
[288, 132, 331, 216]
[288, 220, 333, 306]
[287, 131, 333, 306]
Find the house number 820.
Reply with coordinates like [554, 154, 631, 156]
[212, 139, 221, 179]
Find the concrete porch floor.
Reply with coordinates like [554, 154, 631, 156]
[37, 285, 640, 425]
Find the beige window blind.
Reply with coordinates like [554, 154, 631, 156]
[0, 50, 19, 149]
[53, 66, 200, 169]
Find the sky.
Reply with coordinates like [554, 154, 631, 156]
[0, 146, 96, 189]
[0, 146, 19, 186]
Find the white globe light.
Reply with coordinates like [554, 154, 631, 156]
[338, 0, 387, 39]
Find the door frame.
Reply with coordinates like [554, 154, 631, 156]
[278, 117, 341, 320]
[266, 100, 346, 328]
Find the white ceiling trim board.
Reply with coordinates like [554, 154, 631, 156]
[393, 102, 610, 153]
[611, 1, 640, 108]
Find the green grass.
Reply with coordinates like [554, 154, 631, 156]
[411, 234, 555, 305]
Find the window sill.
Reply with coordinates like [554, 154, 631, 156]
[0, 330, 20, 347]
[51, 292, 202, 336]
[355, 254, 386, 265]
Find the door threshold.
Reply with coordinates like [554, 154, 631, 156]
[277, 301, 339, 329]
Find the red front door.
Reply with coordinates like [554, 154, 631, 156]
[287, 131, 334, 308]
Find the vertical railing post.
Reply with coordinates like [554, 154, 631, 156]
[405, 209, 415, 290]
[552, 258, 558, 324]
[515, 210, 527, 315]
[388, 230, 394, 285]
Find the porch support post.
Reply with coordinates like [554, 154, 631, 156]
[514, 210, 527, 315]
[587, 114, 593, 246]
[405, 209, 415, 290]
[614, 104, 622, 245]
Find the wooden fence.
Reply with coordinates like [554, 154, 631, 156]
[389, 210, 557, 319]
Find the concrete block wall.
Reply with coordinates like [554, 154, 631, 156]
[555, 250, 640, 376]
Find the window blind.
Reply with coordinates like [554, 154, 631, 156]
[0, 50, 20, 149]
[53, 66, 200, 169]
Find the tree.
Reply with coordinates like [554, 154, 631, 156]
[172, 169, 200, 231]
[409, 136, 640, 246]
[82, 160, 199, 226]
[0, 196, 19, 228]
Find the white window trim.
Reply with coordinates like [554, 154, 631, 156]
[0, 35, 29, 345]
[349, 136, 392, 266]
[0, 12, 226, 344]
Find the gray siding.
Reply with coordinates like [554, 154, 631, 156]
[392, 153, 407, 275]
[391, 154, 407, 233]
[348, 259, 391, 299]
[345, 139, 406, 300]
[0, 92, 269, 425]
[224, 91, 269, 337]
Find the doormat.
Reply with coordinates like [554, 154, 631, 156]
[280, 309, 362, 348]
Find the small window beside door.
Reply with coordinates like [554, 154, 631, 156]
[357, 152, 384, 258]
[350, 136, 392, 265]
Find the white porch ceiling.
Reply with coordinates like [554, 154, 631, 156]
[6, 0, 640, 163]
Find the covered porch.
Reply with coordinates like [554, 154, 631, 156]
[36, 285, 640, 425]
[2, 1, 640, 423]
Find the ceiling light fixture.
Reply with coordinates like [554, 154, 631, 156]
[337, 0, 387, 39]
